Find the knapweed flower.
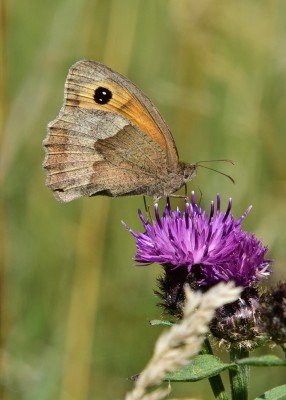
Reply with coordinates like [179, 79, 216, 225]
[124, 192, 271, 290]
[125, 193, 272, 345]
[210, 287, 262, 347]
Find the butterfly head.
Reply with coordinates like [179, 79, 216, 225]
[180, 162, 197, 183]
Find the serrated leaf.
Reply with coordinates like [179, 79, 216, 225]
[149, 319, 174, 326]
[237, 356, 286, 367]
[255, 384, 286, 399]
[163, 354, 237, 382]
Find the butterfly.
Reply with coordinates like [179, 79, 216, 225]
[43, 60, 197, 202]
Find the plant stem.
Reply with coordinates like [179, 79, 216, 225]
[229, 347, 249, 400]
[282, 344, 286, 359]
[201, 339, 229, 400]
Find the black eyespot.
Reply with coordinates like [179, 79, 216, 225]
[93, 86, 112, 104]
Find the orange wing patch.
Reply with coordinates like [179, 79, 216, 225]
[66, 77, 168, 152]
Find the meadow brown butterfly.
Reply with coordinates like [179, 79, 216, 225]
[43, 60, 196, 202]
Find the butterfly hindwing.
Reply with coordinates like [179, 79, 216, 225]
[44, 106, 169, 202]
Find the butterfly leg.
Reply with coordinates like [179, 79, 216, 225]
[197, 187, 203, 206]
[168, 192, 190, 203]
[184, 183, 188, 198]
[143, 195, 152, 222]
[143, 195, 148, 212]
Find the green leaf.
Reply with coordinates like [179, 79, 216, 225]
[164, 354, 237, 382]
[255, 384, 286, 399]
[149, 319, 174, 326]
[237, 356, 286, 367]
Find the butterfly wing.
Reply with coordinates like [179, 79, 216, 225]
[43, 60, 180, 202]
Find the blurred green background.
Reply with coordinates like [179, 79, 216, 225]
[1, 1, 286, 399]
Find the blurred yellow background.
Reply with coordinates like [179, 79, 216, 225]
[1, 1, 286, 399]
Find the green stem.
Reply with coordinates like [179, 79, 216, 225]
[229, 347, 249, 400]
[201, 339, 229, 400]
[282, 344, 286, 359]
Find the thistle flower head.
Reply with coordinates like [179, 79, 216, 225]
[259, 281, 286, 347]
[125, 193, 271, 290]
[210, 287, 261, 348]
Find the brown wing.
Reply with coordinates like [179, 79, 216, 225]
[43, 60, 179, 202]
[43, 107, 168, 202]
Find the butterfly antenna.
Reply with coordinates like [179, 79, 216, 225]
[196, 160, 235, 184]
[196, 159, 234, 165]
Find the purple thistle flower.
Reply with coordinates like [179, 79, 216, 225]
[124, 192, 271, 289]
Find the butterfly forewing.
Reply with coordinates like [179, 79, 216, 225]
[65, 61, 179, 167]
